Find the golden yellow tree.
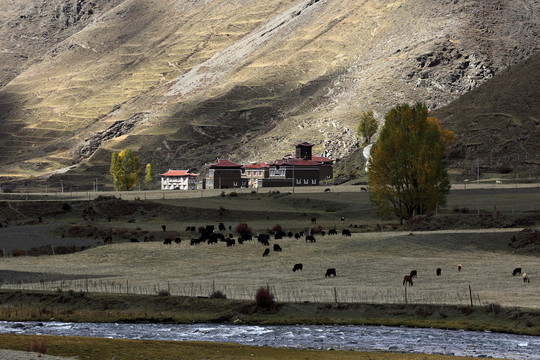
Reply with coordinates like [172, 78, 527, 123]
[368, 103, 454, 222]
[110, 149, 141, 191]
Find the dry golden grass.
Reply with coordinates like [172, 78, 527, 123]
[1, 229, 538, 308]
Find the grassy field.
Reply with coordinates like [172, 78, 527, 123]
[0, 333, 492, 360]
[0, 187, 538, 359]
[0, 187, 538, 308]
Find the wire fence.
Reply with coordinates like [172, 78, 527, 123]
[0, 278, 488, 307]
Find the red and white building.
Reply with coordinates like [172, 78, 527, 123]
[160, 170, 198, 190]
[242, 163, 270, 188]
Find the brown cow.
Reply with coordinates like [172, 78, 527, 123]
[403, 275, 413, 286]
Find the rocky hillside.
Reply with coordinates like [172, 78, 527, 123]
[0, 0, 538, 185]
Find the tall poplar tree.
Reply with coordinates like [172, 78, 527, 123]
[143, 163, 155, 189]
[110, 149, 140, 191]
[368, 103, 453, 222]
[357, 110, 378, 144]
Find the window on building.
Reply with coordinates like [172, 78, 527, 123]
[304, 179, 308, 184]
[296, 179, 301, 184]
[312, 179, 317, 184]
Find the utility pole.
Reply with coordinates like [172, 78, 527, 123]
[292, 158, 295, 196]
[476, 158, 480, 184]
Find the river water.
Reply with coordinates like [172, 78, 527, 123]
[1, 321, 539, 359]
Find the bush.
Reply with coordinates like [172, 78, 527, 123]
[255, 286, 275, 308]
[499, 164, 513, 174]
[157, 289, 170, 297]
[269, 224, 283, 234]
[210, 290, 227, 299]
[485, 303, 501, 314]
[61, 202, 72, 212]
[26, 339, 47, 355]
[236, 223, 252, 235]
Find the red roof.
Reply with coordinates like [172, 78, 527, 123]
[243, 163, 270, 169]
[160, 170, 198, 177]
[312, 156, 334, 163]
[272, 159, 321, 167]
[207, 159, 243, 168]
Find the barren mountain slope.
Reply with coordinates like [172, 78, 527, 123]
[432, 52, 540, 173]
[0, 0, 538, 184]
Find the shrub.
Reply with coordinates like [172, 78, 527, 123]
[210, 290, 227, 299]
[255, 286, 275, 308]
[61, 202, 72, 212]
[236, 223, 252, 235]
[27, 339, 47, 355]
[499, 164, 513, 174]
[485, 303, 501, 314]
[269, 224, 283, 234]
[157, 289, 170, 297]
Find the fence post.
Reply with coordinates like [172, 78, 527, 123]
[469, 285, 473, 307]
[334, 287, 338, 304]
[404, 287, 408, 305]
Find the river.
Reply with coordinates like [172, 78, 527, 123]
[1, 321, 539, 359]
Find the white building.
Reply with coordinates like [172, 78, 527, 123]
[160, 170, 198, 190]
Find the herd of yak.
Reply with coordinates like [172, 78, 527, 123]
[128, 221, 531, 284]
[136, 221, 350, 278]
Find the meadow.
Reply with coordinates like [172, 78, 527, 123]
[0, 185, 538, 308]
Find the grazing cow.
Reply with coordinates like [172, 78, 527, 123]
[274, 233, 283, 240]
[218, 222, 226, 231]
[190, 226, 196, 232]
[37, 216, 42, 223]
[325, 268, 337, 277]
[175, 238, 181, 244]
[410, 270, 417, 278]
[513, 267, 522, 276]
[273, 244, 282, 252]
[360, 187, 367, 192]
[403, 275, 413, 286]
[287, 231, 293, 238]
[457, 264, 462, 272]
[342, 229, 351, 236]
[436, 268, 442, 276]
[328, 229, 338, 236]
[262, 248, 270, 257]
[299, 231, 304, 237]
[340, 216, 345, 224]
[185, 226, 191, 231]
[523, 273, 530, 283]
[311, 217, 317, 224]
[162, 225, 167, 232]
[207, 237, 218, 245]
[293, 263, 303, 272]
[305, 235, 316, 243]
[226, 239, 235, 247]
[130, 238, 139, 243]
[324, 188, 331, 192]
[294, 233, 301, 239]
[321, 231, 326, 236]
[108, 216, 112, 223]
[190, 238, 201, 245]
[237, 237, 244, 245]
[163, 238, 172, 245]
[104, 236, 113, 244]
